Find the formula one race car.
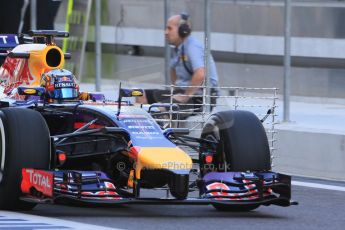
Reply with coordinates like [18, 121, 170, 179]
[0, 31, 296, 211]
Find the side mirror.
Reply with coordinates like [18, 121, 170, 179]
[17, 86, 46, 96]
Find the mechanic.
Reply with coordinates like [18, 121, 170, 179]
[137, 13, 219, 112]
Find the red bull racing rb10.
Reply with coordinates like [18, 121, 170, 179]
[0, 31, 297, 211]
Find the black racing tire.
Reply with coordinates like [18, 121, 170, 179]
[0, 108, 50, 210]
[201, 110, 271, 212]
[169, 173, 189, 200]
[170, 188, 188, 200]
[201, 110, 271, 172]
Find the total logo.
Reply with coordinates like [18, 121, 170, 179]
[21, 168, 53, 197]
[25, 169, 51, 188]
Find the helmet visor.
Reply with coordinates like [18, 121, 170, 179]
[51, 88, 78, 99]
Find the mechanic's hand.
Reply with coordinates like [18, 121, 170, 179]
[172, 94, 189, 103]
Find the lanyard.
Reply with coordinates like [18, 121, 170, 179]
[181, 45, 193, 75]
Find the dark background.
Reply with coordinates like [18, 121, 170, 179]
[0, 0, 61, 33]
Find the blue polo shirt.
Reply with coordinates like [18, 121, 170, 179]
[170, 35, 219, 92]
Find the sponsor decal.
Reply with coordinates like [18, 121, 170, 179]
[54, 82, 76, 88]
[83, 101, 118, 106]
[131, 131, 160, 135]
[119, 115, 147, 119]
[206, 182, 230, 191]
[120, 118, 175, 147]
[122, 118, 161, 137]
[180, 55, 188, 62]
[0, 57, 32, 98]
[81, 191, 122, 200]
[58, 76, 72, 82]
[206, 180, 272, 200]
[21, 169, 53, 197]
[0, 35, 19, 46]
[23, 88, 36, 94]
[127, 125, 155, 130]
[104, 181, 116, 189]
[47, 84, 55, 91]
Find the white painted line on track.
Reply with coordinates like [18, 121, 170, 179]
[0, 211, 122, 230]
[292, 180, 345, 192]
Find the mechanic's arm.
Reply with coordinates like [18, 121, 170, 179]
[185, 67, 205, 97]
[175, 43, 206, 102]
[173, 67, 205, 103]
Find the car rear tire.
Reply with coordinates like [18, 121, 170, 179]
[0, 108, 50, 210]
[201, 110, 271, 211]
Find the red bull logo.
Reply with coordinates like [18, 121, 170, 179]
[59, 76, 71, 82]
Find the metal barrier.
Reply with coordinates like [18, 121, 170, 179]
[150, 85, 278, 167]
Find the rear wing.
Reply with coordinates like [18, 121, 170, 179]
[0, 31, 70, 61]
[0, 31, 69, 52]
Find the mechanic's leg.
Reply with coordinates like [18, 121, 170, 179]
[135, 89, 157, 104]
[152, 89, 181, 128]
[192, 96, 203, 114]
[136, 91, 148, 104]
[137, 89, 180, 105]
[210, 89, 218, 112]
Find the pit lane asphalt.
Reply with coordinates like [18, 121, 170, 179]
[19, 178, 345, 230]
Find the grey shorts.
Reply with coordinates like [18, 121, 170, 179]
[144, 88, 203, 113]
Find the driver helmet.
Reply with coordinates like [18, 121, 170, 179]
[41, 69, 79, 99]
